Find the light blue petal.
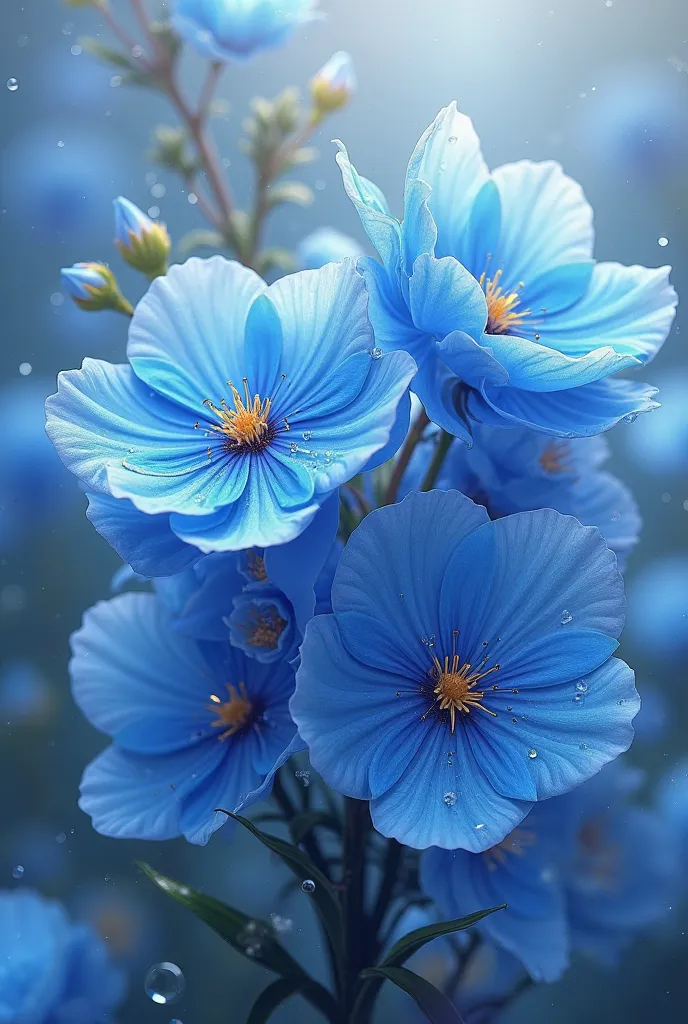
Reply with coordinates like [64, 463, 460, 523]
[412, 355, 474, 441]
[541, 261, 677, 362]
[127, 256, 266, 412]
[436, 332, 510, 389]
[86, 493, 201, 577]
[45, 359, 199, 494]
[463, 179, 502, 278]
[402, 177, 437, 269]
[521, 260, 594, 318]
[358, 256, 429, 366]
[334, 142, 403, 269]
[407, 253, 488, 341]
[79, 741, 223, 841]
[479, 333, 640, 392]
[70, 593, 214, 753]
[490, 160, 594, 286]
[406, 103, 490, 266]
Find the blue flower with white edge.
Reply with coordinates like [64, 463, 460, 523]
[0, 888, 126, 1023]
[171, 0, 322, 62]
[297, 227, 365, 270]
[46, 257, 415, 555]
[291, 489, 638, 852]
[71, 591, 297, 844]
[626, 554, 688, 660]
[113, 196, 170, 278]
[407, 425, 640, 570]
[336, 102, 677, 439]
[229, 581, 297, 663]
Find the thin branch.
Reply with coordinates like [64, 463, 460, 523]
[420, 429, 453, 491]
[197, 61, 224, 118]
[370, 839, 404, 955]
[383, 408, 430, 505]
[100, 3, 146, 60]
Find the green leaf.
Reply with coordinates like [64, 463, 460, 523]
[177, 229, 226, 258]
[79, 37, 132, 69]
[289, 810, 341, 846]
[267, 182, 314, 209]
[381, 906, 506, 969]
[247, 977, 334, 1024]
[361, 967, 465, 1024]
[225, 815, 344, 966]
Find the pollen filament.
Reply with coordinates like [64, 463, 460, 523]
[421, 631, 499, 733]
[207, 682, 253, 741]
[480, 268, 532, 337]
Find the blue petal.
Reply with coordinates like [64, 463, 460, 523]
[229, 583, 296, 663]
[473, 375, 660, 436]
[172, 553, 244, 640]
[541, 261, 677, 362]
[437, 332, 510, 389]
[334, 142, 403, 270]
[86, 493, 201, 577]
[45, 359, 199, 494]
[405, 103, 490, 266]
[235, 733, 308, 814]
[490, 160, 594, 286]
[70, 593, 215, 753]
[521, 261, 594, 318]
[463, 179, 502, 278]
[358, 255, 429, 366]
[178, 734, 265, 845]
[407, 254, 488, 341]
[79, 741, 223, 841]
[402, 177, 437, 270]
[412, 355, 474, 441]
[127, 256, 265, 413]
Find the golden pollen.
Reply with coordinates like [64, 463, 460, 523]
[207, 682, 253, 741]
[480, 269, 532, 336]
[246, 549, 268, 582]
[203, 378, 273, 453]
[243, 606, 287, 651]
[539, 441, 572, 475]
[421, 632, 500, 733]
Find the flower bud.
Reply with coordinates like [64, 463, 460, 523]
[60, 263, 133, 316]
[310, 51, 356, 118]
[113, 197, 171, 279]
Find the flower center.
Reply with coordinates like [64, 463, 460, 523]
[421, 631, 500, 733]
[538, 441, 572, 475]
[480, 269, 534, 336]
[242, 605, 288, 651]
[201, 375, 291, 455]
[484, 826, 537, 870]
[207, 682, 253, 741]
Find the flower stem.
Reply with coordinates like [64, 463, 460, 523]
[342, 798, 369, 1021]
[382, 408, 430, 506]
[370, 839, 403, 959]
[420, 429, 453, 491]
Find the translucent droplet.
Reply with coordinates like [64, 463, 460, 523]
[420, 634, 436, 647]
[528, 748, 538, 759]
[6, 78, 19, 92]
[55, 832, 67, 844]
[151, 183, 166, 199]
[443, 791, 457, 807]
[144, 963, 185, 1005]
[610, 510, 621, 522]
[110, 75, 122, 88]
[289, 442, 299, 453]
[572, 693, 585, 704]
[617, 698, 626, 705]
[560, 609, 573, 625]
[448, 135, 458, 144]
[371, 347, 383, 359]
[623, 412, 638, 424]
[188, 193, 198, 205]
[132, 44, 145, 58]
[658, 236, 669, 247]
[11, 865, 24, 879]
[295, 770, 311, 788]
[148, 206, 160, 219]
[576, 680, 588, 693]
[301, 879, 316, 893]
[71, 44, 82, 56]
[302, 430, 313, 441]
[579, 742, 589, 750]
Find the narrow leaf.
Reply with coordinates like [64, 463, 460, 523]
[382, 905, 506, 968]
[247, 977, 336, 1024]
[224, 814, 344, 964]
[361, 967, 465, 1024]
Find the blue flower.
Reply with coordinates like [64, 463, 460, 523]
[291, 489, 638, 851]
[422, 761, 679, 982]
[336, 102, 677, 439]
[46, 257, 414, 556]
[171, 0, 322, 61]
[624, 369, 688, 476]
[408, 425, 640, 570]
[71, 591, 297, 843]
[297, 227, 365, 270]
[626, 554, 688, 660]
[0, 888, 126, 1023]
[229, 581, 297, 662]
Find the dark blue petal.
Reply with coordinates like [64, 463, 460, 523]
[86, 493, 201, 577]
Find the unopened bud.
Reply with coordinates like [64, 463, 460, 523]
[60, 262, 133, 316]
[310, 51, 356, 119]
[113, 197, 171, 279]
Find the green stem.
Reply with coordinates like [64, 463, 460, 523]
[343, 798, 369, 1021]
[370, 839, 403, 959]
[383, 408, 430, 506]
[420, 430, 453, 491]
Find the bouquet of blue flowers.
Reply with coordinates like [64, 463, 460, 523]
[3, 1, 683, 1022]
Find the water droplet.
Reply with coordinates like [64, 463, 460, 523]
[148, 206, 160, 219]
[443, 791, 457, 807]
[151, 182, 166, 199]
[71, 43, 82, 56]
[475, 823, 485, 829]
[289, 442, 299, 453]
[572, 693, 585, 704]
[371, 347, 383, 359]
[512, 717, 518, 724]
[188, 192, 198, 205]
[301, 879, 316, 893]
[132, 44, 145, 58]
[576, 680, 588, 693]
[448, 135, 457, 144]
[623, 412, 638, 424]
[144, 963, 185, 1005]
[579, 742, 589, 750]
[658, 236, 669, 247]
[110, 75, 122, 88]
[661, 492, 672, 504]
[6, 78, 19, 92]
[506, 705, 513, 712]
[302, 430, 313, 441]
[17, 35, 29, 47]
[528, 748, 538, 759]
[62, 21, 74, 35]
[57, 140, 65, 148]
[560, 609, 573, 625]
[617, 698, 626, 705]
[295, 770, 311, 788]
[11, 865, 24, 879]
[420, 634, 436, 647]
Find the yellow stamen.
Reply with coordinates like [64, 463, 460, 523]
[484, 827, 537, 871]
[421, 631, 499, 733]
[539, 441, 572, 475]
[480, 269, 532, 336]
[204, 378, 273, 452]
[207, 682, 253, 741]
[242, 606, 287, 651]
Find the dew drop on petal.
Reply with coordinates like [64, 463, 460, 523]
[448, 135, 457, 144]
[572, 693, 585, 704]
[371, 347, 383, 359]
[475, 823, 486, 829]
[7, 78, 19, 91]
[611, 510, 621, 522]
[11, 865, 24, 879]
[295, 770, 310, 787]
[560, 609, 573, 625]
[302, 430, 313, 441]
[144, 963, 185, 1005]
[443, 791, 457, 807]
[289, 442, 299, 453]
[301, 879, 316, 893]
[528, 748, 538, 759]
[579, 742, 589, 750]
[576, 680, 588, 693]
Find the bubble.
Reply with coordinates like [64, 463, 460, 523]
[146, 171, 158, 186]
[560, 609, 573, 625]
[144, 963, 185, 1005]
[443, 791, 457, 807]
[576, 680, 588, 693]
[371, 347, 383, 359]
[110, 75, 122, 88]
[314, 179, 326, 191]
[7, 78, 19, 92]
[62, 21, 74, 35]
[19, 363, 32, 376]
[572, 693, 585, 704]
[658, 236, 669, 247]
[55, 832, 67, 844]
[301, 430, 313, 441]
[528, 748, 538, 759]
[148, 206, 161, 219]
[237, 920, 269, 956]
[661, 492, 672, 503]
[11, 865, 24, 879]
[295, 770, 310, 787]
[71, 44, 82, 56]
[270, 913, 293, 934]
[50, 292, 64, 307]
[151, 183, 166, 199]
[187, 193, 198, 205]
[132, 44, 145, 58]
[611, 510, 621, 522]
[57, 141, 65, 148]
[623, 412, 638, 424]
[301, 879, 316, 893]
[448, 135, 457, 144]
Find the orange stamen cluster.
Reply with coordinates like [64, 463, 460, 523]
[207, 682, 253, 741]
[480, 269, 533, 337]
[422, 631, 500, 733]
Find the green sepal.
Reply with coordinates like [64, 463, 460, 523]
[360, 967, 465, 1024]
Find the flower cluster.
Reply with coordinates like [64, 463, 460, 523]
[30, 3, 683, 1020]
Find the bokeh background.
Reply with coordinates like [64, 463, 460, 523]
[1, 0, 687, 1020]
